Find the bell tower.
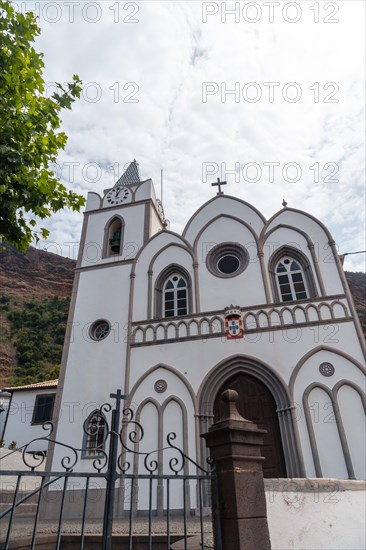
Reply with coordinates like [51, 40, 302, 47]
[49, 161, 165, 464]
[78, 160, 165, 269]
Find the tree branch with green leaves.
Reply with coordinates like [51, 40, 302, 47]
[0, 0, 84, 251]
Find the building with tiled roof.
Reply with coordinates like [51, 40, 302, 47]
[1, 380, 58, 450]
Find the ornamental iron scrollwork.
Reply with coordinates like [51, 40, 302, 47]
[0, 391, 213, 476]
[0, 389, 218, 550]
[0, 402, 112, 473]
[117, 406, 212, 475]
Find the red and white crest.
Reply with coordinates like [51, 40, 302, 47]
[224, 306, 244, 339]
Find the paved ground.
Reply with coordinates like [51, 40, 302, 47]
[3, 516, 213, 534]
[1, 516, 214, 549]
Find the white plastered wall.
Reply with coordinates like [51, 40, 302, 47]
[52, 264, 131, 471]
[292, 349, 366, 479]
[266, 482, 365, 550]
[195, 216, 265, 310]
[130, 322, 363, 396]
[127, 366, 198, 510]
[134, 179, 155, 202]
[3, 390, 56, 451]
[130, 366, 196, 459]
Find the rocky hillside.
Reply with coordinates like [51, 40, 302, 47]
[0, 245, 364, 387]
[0, 244, 75, 387]
[344, 271, 366, 334]
[0, 243, 75, 300]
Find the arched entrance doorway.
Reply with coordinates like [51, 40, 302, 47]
[198, 355, 305, 478]
[213, 373, 286, 477]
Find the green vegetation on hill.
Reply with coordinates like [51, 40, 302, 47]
[2, 295, 69, 386]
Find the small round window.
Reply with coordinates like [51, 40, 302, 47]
[90, 320, 111, 341]
[217, 255, 240, 274]
[206, 243, 249, 278]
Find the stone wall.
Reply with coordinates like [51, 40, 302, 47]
[265, 478, 365, 550]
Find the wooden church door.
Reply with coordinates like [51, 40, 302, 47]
[213, 373, 286, 477]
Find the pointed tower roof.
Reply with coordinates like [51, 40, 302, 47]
[115, 159, 141, 186]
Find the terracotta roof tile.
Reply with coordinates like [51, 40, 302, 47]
[2, 379, 58, 392]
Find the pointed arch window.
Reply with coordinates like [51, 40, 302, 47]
[163, 275, 188, 317]
[82, 411, 106, 458]
[155, 265, 193, 319]
[276, 258, 308, 301]
[269, 246, 318, 303]
[103, 216, 124, 258]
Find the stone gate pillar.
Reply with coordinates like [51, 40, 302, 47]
[202, 389, 271, 550]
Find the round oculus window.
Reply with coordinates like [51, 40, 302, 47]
[217, 254, 240, 274]
[90, 320, 111, 341]
[206, 243, 249, 278]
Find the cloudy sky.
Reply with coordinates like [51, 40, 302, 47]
[20, 1, 365, 271]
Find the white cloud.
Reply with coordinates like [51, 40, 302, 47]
[19, 0, 365, 271]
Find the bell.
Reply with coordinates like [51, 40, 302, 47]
[109, 230, 121, 253]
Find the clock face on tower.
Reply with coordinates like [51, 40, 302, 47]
[105, 186, 131, 205]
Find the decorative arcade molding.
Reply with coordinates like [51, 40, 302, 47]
[131, 295, 351, 346]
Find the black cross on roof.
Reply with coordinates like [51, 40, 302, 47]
[211, 177, 227, 195]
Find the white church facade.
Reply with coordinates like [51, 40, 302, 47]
[48, 160, 366, 487]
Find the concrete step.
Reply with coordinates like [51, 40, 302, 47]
[0, 502, 38, 516]
[0, 491, 40, 504]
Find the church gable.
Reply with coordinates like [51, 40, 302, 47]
[262, 208, 345, 297]
[132, 231, 194, 321]
[183, 195, 265, 245]
[193, 215, 265, 310]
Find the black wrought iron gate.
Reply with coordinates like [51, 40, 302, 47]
[0, 390, 221, 549]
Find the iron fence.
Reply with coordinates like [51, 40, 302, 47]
[0, 389, 221, 550]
